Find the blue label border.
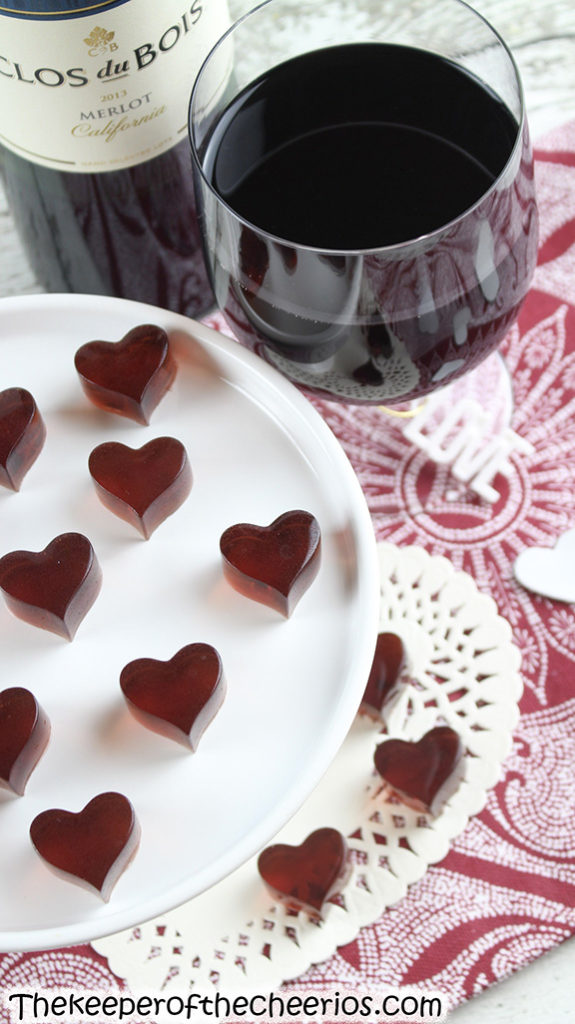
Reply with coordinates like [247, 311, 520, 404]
[0, 0, 131, 18]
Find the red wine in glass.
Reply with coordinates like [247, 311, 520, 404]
[190, 5, 538, 406]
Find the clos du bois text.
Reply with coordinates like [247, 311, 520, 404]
[0, 1, 203, 88]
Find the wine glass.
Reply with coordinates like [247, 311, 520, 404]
[188, 0, 538, 409]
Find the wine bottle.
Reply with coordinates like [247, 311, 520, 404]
[0, 0, 230, 316]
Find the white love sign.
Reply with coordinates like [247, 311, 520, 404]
[403, 393, 533, 503]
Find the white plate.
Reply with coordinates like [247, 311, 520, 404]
[0, 294, 379, 952]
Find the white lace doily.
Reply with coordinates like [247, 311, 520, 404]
[93, 542, 522, 990]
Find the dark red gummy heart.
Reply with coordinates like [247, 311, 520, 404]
[89, 436, 192, 539]
[120, 643, 225, 750]
[220, 510, 321, 617]
[360, 632, 406, 720]
[74, 324, 176, 425]
[0, 687, 50, 796]
[0, 532, 102, 640]
[0, 387, 46, 491]
[257, 827, 350, 918]
[373, 726, 464, 817]
[30, 792, 140, 901]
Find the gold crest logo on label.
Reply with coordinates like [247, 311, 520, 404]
[84, 27, 118, 57]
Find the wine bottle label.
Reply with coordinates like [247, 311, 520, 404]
[0, 0, 230, 172]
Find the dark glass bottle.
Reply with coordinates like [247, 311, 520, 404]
[0, 0, 228, 316]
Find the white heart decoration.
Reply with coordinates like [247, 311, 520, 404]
[514, 529, 575, 603]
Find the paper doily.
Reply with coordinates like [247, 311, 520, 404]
[93, 542, 522, 990]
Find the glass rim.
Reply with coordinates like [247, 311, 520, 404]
[189, 0, 528, 258]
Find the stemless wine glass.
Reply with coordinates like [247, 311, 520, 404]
[189, 0, 538, 407]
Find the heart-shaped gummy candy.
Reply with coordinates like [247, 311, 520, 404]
[0, 387, 46, 491]
[30, 792, 140, 901]
[257, 827, 350, 917]
[220, 510, 321, 617]
[74, 324, 176, 425]
[0, 687, 50, 796]
[0, 532, 102, 640]
[360, 632, 406, 719]
[373, 725, 463, 816]
[120, 643, 225, 750]
[89, 437, 192, 539]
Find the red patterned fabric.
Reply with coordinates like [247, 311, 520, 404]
[1, 122, 575, 1014]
